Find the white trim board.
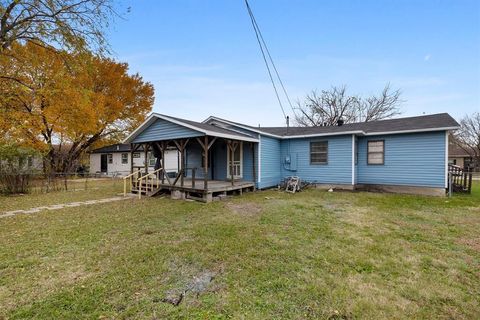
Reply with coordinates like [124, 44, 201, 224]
[203, 116, 460, 140]
[351, 134, 355, 185]
[445, 131, 449, 188]
[123, 113, 259, 143]
[124, 114, 460, 145]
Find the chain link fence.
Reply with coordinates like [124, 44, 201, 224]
[0, 171, 121, 195]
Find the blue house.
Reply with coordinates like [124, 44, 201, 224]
[123, 113, 459, 201]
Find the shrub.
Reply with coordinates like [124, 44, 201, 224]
[0, 144, 40, 194]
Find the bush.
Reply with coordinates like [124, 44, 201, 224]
[0, 144, 39, 194]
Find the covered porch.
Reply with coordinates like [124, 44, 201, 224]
[123, 114, 259, 202]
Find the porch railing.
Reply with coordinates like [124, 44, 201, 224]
[448, 164, 473, 195]
[137, 168, 163, 199]
[123, 169, 141, 196]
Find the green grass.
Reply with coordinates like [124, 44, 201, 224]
[0, 183, 479, 319]
[0, 179, 124, 211]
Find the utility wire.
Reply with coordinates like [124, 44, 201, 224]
[244, 0, 297, 119]
[245, 0, 286, 119]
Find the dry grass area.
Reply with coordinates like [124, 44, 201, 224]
[0, 182, 479, 319]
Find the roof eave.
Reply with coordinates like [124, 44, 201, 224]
[363, 126, 460, 136]
[124, 113, 259, 144]
[281, 130, 365, 139]
[204, 116, 283, 138]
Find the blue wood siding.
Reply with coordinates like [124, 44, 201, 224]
[185, 142, 207, 179]
[211, 140, 255, 181]
[356, 131, 446, 187]
[259, 135, 282, 188]
[212, 139, 227, 180]
[132, 118, 203, 143]
[280, 135, 353, 184]
[243, 142, 255, 182]
[185, 139, 256, 182]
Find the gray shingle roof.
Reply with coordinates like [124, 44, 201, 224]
[248, 113, 460, 137]
[90, 143, 132, 153]
[160, 114, 257, 139]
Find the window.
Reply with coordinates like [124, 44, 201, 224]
[148, 152, 156, 167]
[367, 140, 384, 165]
[121, 153, 128, 164]
[107, 154, 113, 164]
[132, 152, 140, 158]
[310, 141, 328, 164]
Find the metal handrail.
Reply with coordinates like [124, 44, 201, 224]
[137, 168, 163, 199]
[123, 170, 141, 197]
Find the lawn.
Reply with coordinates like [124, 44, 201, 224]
[0, 183, 479, 319]
[0, 179, 124, 211]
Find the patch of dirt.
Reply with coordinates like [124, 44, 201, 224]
[155, 270, 218, 306]
[320, 202, 348, 212]
[225, 202, 262, 216]
[328, 311, 353, 320]
[457, 238, 480, 252]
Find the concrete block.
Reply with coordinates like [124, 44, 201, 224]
[171, 190, 185, 200]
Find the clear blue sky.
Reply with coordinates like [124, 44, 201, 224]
[108, 0, 480, 126]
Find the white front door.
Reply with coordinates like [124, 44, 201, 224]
[227, 142, 243, 179]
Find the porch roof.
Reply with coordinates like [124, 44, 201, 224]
[123, 113, 259, 144]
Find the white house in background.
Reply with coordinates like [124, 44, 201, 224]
[89, 143, 179, 176]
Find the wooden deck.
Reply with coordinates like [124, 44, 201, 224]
[133, 178, 256, 202]
[156, 179, 255, 192]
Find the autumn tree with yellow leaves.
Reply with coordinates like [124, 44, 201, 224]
[0, 42, 154, 173]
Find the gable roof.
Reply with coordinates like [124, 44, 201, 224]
[123, 113, 259, 143]
[90, 143, 132, 153]
[123, 112, 459, 144]
[449, 144, 471, 157]
[205, 113, 460, 138]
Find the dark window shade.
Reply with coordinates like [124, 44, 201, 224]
[310, 141, 328, 164]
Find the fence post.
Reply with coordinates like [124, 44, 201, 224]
[468, 170, 473, 194]
[448, 172, 452, 197]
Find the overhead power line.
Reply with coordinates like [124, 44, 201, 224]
[244, 0, 297, 121]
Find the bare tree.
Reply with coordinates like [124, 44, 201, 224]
[295, 84, 402, 126]
[454, 112, 480, 168]
[0, 0, 119, 54]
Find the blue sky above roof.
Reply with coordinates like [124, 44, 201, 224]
[108, 0, 480, 126]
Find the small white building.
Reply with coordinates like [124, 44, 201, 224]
[89, 143, 179, 176]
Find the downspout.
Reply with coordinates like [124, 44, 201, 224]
[445, 131, 449, 189]
[352, 134, 355, 186]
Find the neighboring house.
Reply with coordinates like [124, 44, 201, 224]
[122, 112, 459, 197]
[89, 143, 179, 176]
[448, 141, 477, 170]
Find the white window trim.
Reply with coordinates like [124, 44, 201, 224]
[227, 142, 243, 179]
[147, 152, 156, 167]
[367, 140, 385, 165]
[121, 153, 128, 164]
[310, 141, 328, 165]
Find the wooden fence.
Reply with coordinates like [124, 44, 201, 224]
[448, 165, 473, 194]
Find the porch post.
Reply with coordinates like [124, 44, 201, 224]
[203, 135, 208, 191]
[227, 140, 236, 186]
[130, 143, 134, 174]
[180, 140, 186, 187]
[160, 142, 165, 184]
[144, 143, 149, 174]
[251, 142, 256, 190]
[174, 139, 188, 187]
